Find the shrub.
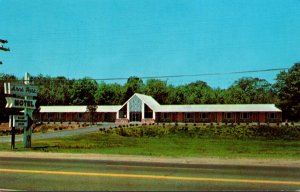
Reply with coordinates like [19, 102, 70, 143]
[99, 124, 300, 140]
[40, 125, 50, 133]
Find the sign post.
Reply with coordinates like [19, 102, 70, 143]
[9, 116, 15, 150]
[4, 72, 38, 148]
[24, 72, 33, 148]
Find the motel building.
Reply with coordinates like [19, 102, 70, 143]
[38, 93, 282, 124]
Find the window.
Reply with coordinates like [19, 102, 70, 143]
[119, 105, 127, 118]
[224, 112, 234, 119]
[47, 113, 55, 118]
[200, 113, 210, 119]
[144, 104, 153, 118]
[59, 113, 65, 119]
[184, 113, 194, 122]
[185, 113, 194, 119]
[163, 113, 169, 119]
[76, 113, 83, 119]
[268, 113, 279, 119]
[240, 112, 251, 119]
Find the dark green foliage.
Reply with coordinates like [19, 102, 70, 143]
[95, 82, 124, 105]
[145, 79, 168, 104]
[224, 77, 276, 104]
[0, 62, 299, 122]
[124, 76, 145, 102]
[108, 125, 300, 140]
[70, 78, 97, 105]
[274, 63, 300, 121]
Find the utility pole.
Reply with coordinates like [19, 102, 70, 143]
[0, 38, 10, 64]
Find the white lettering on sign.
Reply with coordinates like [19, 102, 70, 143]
[9, 115, 28, 128]
[13, 115, 28, 121]
[4, 83, 38, 97]
[5, 97, 36, 109]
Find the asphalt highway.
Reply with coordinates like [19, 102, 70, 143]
[0, 123, 116, 143]
[0, 156, 300, 191]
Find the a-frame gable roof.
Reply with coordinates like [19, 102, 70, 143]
[121, 93, 161, 111]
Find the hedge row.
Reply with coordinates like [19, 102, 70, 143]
[101, 125, 300, 140]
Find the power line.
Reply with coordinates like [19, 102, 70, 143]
[3, 67, 288, 83]
[89, 68, 288, 81]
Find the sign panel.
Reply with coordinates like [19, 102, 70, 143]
[4, 83, 38, 97]
[9, 115, 28, 128]
[5, 97, 36, 109]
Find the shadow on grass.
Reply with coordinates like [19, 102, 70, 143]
[31, 145, 57, 151]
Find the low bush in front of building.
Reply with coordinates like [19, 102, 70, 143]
[103, 124, 300, 140]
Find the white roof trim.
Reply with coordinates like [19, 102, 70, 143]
[118, 93, 161, 111]
[135, 93, 161, 111]
[156, 104, 281, 112]
[39, 105, 121, 113]
[39, 94, 282, 113]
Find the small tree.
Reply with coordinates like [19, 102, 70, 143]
[86, 105, 98, 124]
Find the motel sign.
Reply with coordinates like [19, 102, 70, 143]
[9, 115, 28, 128]
[4, 83, 38, 97]
[4, 72, 38, 148]
[5, 97, 36, 109]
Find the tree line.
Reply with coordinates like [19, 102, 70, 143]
[0, 63, 299, 121]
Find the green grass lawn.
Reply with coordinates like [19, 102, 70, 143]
[1, 132, 300, 159]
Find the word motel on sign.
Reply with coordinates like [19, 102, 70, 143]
[5, 97, 36, 109]
[15, 99, 35, 107]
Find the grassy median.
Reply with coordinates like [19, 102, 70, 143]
[1, 124, 300, 159]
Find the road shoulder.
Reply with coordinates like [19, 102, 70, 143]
[0, 151, 299, 168]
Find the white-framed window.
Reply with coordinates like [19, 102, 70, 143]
[76, 113, 83, 119]
[185, 113, 194, 119]
[240, 112, 251, 119]
[200, 113, 210, 119]
[162, 113, 170, 119]
[47, 113, 55, 118]
[224, 112, 234, 119]
[59, 113, 65, 119]
[268, 113, 279, 119]
[119, 104, 127, 118]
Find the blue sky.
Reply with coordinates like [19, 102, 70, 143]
[0, 0, 300, 88]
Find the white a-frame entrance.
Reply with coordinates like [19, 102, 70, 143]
[117, 94, 157, 123]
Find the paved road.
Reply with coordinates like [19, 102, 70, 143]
[0, 123, 116, 143]
[0, 156, 300, 191]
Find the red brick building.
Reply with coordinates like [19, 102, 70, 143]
[39, 93, 282, 123]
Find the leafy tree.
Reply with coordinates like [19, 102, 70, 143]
[274, 63, 300, 121]
[33, 75, 74, 106]
[211, 88, 226, 104]
[168, 85, 187, 104]
[124, 76, 145, 101]
[145, 79, 169, 104]
[86, 104, 98, 123]
[70, 78, 97, 105]
[225, 77, 275, 104]
[95, 82, 124, 105]
[182, 81, 214, 104]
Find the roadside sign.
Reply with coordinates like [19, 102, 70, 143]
[9, 115, 28, 128]
[4, 83, 38, 97]
[5, 97, 36, 109]
[4, 72, 38, 148]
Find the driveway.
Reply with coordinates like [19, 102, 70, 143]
[0, 123, 116, 143]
